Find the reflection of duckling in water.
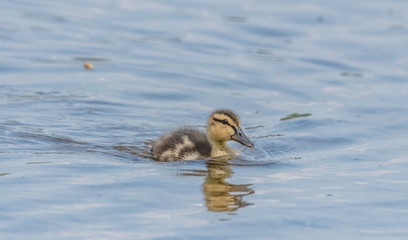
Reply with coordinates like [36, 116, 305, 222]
[151, 110, 254, 161]
[175, 160, 255, 212]
[203, 161, 255, 212]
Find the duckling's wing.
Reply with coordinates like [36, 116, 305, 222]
[151, 128, 211, 161]
[177, 128, 212, 160]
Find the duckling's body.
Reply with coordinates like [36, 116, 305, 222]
[151, 128, 211, 161]
[151, 110, 254, 161]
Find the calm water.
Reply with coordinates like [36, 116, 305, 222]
[1, 0, 408, 239]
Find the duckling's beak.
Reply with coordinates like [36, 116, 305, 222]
[231, 127, 255, 148]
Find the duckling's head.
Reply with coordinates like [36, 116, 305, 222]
[207, 110, 254, 148]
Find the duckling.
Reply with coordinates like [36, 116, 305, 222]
[151, 110, 254, 161]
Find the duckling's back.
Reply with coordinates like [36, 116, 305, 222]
[151, 128, 211, 161]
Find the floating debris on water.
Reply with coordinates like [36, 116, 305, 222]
[83, 62, 93, 70]
[280, 113, 312, 121]
[341, 72, 363, 77]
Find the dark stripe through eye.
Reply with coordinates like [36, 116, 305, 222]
[213, 118, 229, 125]
[213, 118, 237, 132]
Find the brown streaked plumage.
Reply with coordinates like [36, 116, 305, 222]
[151, 109, 254, 161]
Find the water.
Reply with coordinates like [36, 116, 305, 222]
[1, 0, 408, 239]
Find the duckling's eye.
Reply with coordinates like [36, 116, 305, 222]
[213, 118, 230, 126]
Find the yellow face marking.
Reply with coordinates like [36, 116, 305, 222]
[212, 113, 240, 128]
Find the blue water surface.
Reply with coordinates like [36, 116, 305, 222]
[1, 0, 408, 239]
